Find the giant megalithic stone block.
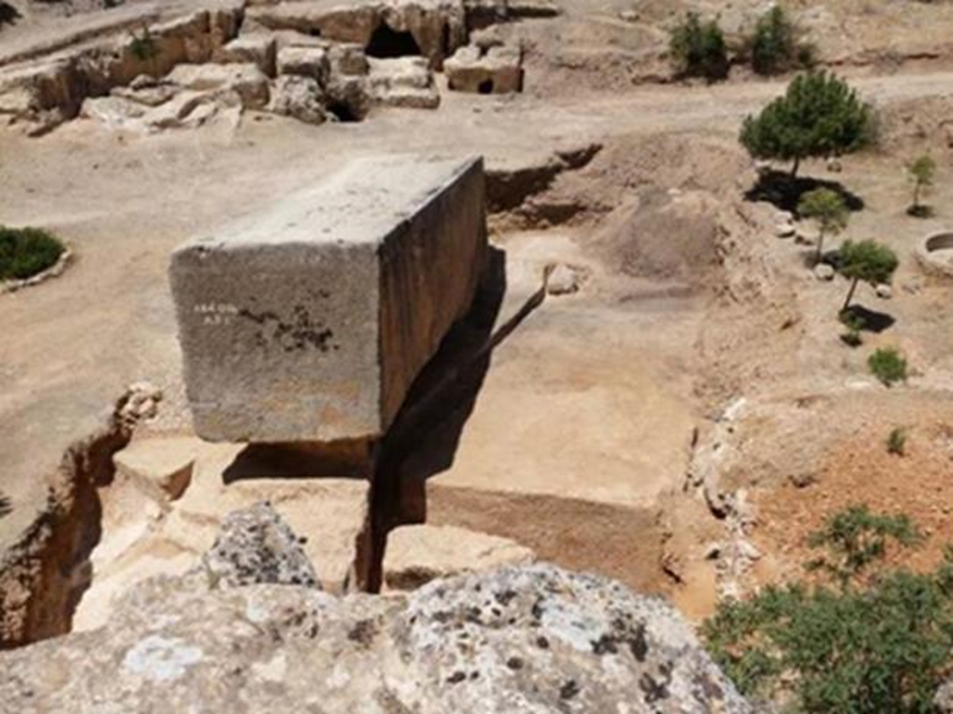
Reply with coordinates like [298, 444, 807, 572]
[170, 155, 487, 443]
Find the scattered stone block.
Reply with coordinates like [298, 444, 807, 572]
[775, 223, 795, 238]
[268, 75, 326, 125]
[445, 44, 523, 94]
[216, 35, 278, 78]
[384, 524, 535, 591]
[113, 436, 198, 502]
[166, 63, 270, 109]
[875, 283, 894, 299]
[170, 155, 488, 443]
[325, 74, 372, 120]
[276, 46, 331, 85]
[329, 43, 370, 76]
[813, 263, 835, 281]
[368, 57, 439, 109]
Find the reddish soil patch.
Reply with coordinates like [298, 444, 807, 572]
[753, 420, 953, 584]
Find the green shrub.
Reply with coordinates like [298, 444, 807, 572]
[750, 6, 814, 75]
[740, 71, 875, 177]
[0, 226, 65, 281]
[703, 506, 953, 714]
[669, 12, 728, 82]
[839, 311, 865, 347]
[868, 347, 908, 387]
[887, 427, 908, 456]
[129, 26, 158, 63]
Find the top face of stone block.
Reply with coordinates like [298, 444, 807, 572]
[170, 154, 487, 444]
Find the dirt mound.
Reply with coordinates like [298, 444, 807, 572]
[583, 134, 753, 200]
[596, 188, 725, 284]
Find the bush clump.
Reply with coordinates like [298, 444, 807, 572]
[868, 347, 908, 387]
[703, 505, 953, 714]
[669, 12, 729, 82]
[0, 226, 65, 281]
[749, 6, 814, 76]
[887, 427, 908, 456]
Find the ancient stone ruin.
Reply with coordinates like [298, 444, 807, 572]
[0, 0, 553, 135]
[170, 154, 487, 444]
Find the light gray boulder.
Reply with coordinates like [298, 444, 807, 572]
[0, 561, 753, 713]
[197, 501, 320, 590]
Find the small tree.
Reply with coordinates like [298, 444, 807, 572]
[750, 6, 813, 76]
[838, 239, 898, 312]
[740, 71, 875, 177]
[669, 12, 728, 82]
[907, 153, 936, 217]
[798, 188, 848, 264]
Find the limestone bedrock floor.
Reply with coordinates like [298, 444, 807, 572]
[3, 69, 953, 574]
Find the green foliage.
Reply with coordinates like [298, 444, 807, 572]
[887, 427, 908, 457]
[703, 507, 953, 714]
[907, 153, 936, 217]
[869, 347, 909, 387]
[798, 187, 849, 263]
[839, 310, 865, 347]
[839, 239, 898, 311]
[805, 504, 921, 585]
[669, 12, 728, 82]
[129, 26, 158, 63]
[740, 71, 875, 176]
[0, 226, 65, 281]
[749, 6, 814, 76]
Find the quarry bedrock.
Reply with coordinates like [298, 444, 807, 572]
[170, 154, 487, 443]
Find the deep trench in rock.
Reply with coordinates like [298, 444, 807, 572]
[0, 414, 130, 650]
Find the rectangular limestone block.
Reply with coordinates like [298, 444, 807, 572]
[170, 155, 487, 443]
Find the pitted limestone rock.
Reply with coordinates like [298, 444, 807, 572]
[0, 563, 752, 713]
[197, 502, 321, 590]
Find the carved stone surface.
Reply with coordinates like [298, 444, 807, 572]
[170, 155, 487, 443]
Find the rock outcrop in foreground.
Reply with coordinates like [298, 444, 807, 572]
[0, 538, 750, 713]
